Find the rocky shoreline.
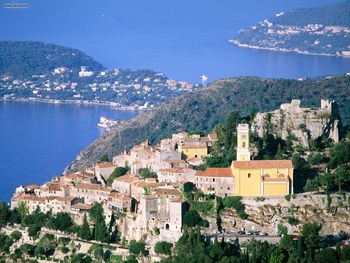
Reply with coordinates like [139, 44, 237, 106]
[0, 97, 145, 111]
[229, 39, 341, 58]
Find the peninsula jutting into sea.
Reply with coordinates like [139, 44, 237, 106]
[1, 0, 350, 262]
[0, 41, 198, 111]
[231, 0, 350, 57]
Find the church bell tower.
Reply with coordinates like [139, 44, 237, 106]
[237, 124, 251, 161]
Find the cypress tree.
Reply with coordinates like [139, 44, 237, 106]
[78, 214, 91, 240]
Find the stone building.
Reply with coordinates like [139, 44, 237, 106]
[195, 168, 234, 197]
[139, 192, 187, 242]
[112, 140, 181, 174]
[70, 182, 112, 204]
[158, 168, 196, 183]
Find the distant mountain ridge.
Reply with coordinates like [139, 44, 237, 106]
[65, 75, 350, 173]
[231, 1, 350, 56]
[0, 41, 104, 77]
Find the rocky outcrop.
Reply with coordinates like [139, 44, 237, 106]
[252, 99, 341, 148]
[219, 193, 350, 235]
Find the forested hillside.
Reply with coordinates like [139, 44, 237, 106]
[65, 75, 350, 173]
[271, 0, 350, 26]
[0, 41, 104, 77]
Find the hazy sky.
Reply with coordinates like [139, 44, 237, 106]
[0, 0, 347, 81]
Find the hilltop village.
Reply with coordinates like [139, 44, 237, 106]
[2, 99, 350, 262]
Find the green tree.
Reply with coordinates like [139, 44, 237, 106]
[50, 212, 73, 231]
[315, 248, 338, 263]
[89, 203, 104, 222]
[9, 208, 22, 224]
[28, 223, 41, 238]
[99, 154, 110, 163]
[107, 167, 128, 185]
[334, 164, 350, 192]
[328, 141, 350, 169]
[18, 201, 29, 220]
[10, 230, 22, 241]
[0, 202, 9, 228]
[277, 224, 288, 236]
[224, 111, 241, 153]
[301, 222, 322, 261]
[155, 241, 173, 255]
[341, 244, 350, 260]
[138, 168, 157, 179]
[95, 213, 108, 243]
[279, 235, 295, 254]
[78, 214, 91, 240]
[19, 243, 35, 257]
[129, 240, 148, 256]
[0, 233, 13, 252]
[103, 250, 112, 262]
[183, 210, 202, 227]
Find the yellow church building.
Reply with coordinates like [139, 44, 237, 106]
[231, 124, 294, 197]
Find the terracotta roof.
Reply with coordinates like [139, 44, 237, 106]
[108, 192, 132, 202]
[15, 194, 45, 202]
[143, 195, 158, 200]
[41, 183, 62, 192]
[186, 157, 204, 165]
[184, 137, 209, 143]
[114, 174, 139, 183]
[196, 168, 233, 178]
[96, 162, 117, 168]
[232, 160, 293, 169]
[159, 168, 187, 174]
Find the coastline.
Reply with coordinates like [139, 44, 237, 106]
[0, 97, 145, 111]
[229, 39, 350, 58]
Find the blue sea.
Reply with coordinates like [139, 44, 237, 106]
[0, 102, 138, 202]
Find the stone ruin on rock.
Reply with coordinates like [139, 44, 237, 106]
[252, 99, 340, 148]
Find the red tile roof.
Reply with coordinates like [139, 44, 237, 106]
[196, 168, 233, 177]
[232, 160, 293, 169]
[96, 162, 116, 168]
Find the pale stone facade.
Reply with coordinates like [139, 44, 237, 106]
[195, 168, 234, 197]
[158, 168, 196, 183]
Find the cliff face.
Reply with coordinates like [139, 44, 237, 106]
[252, 99, 341, 148]
[65, 76, 350, 174]
[219, 193, 350, 236]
